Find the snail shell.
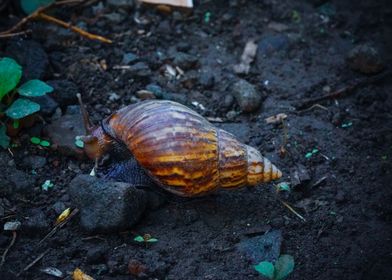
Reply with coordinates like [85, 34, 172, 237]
[98, 100, 282, 197]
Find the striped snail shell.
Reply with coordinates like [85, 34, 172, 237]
[78, 97, 282, 197]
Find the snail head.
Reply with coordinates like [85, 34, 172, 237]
[77, 93, 114, 162]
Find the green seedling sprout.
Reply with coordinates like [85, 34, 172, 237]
[254, 255, 295, 280]
[134, 234, 158, 243]
[42, 180, 54, 191]
[30, 137, 51, 147]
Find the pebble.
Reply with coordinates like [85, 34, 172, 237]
[6, 39, 48, 80]
[46, 109, 85, 159]
[52, 201, 67, 215]
[232, 79, 262, 112]
[4, 221, 21, 231]
[128, 62, 152, 78]
[68, 175, 148, 233]
[347, 44, 384, 74]
[236, 230, 283, 264]
[121, 52, 139, 65]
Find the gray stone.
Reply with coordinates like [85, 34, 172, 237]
[236, 230, 283, 264]
[52, 201, 67, 215]
[47, 80, 79, 107]
[6, 40, 48, 80]
[128, 62, 151, 78]
[69, 175, 148, 233]
[232, 79, 262, 112]
[46, 110, 85, 159]
[347, 44, 384, 74]
[290, 164, 311, 188]
[28, 95, 59, 117]
[122, 52, 139, 65]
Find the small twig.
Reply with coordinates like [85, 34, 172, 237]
[16, 248, 50, 277]
[297, 104, 328, 113]
[0, 231, 17, 269]
[296, 70, 392, 110]
[38, 208, 79, 245]
[37, 12, 112, 43]
[0, 29, 32, 38]
[278, 198, 306, 222]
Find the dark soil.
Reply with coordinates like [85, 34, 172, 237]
[1, 0, 392, 279]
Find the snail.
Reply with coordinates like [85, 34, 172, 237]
[77, 94, 282, 197]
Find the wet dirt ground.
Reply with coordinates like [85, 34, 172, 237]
[0, 0, 391, 279]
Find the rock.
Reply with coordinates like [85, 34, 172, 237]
[28, 95, 59, 117]
[347, 44, 384, 74]
[68, 175, 148, 233]
[290, 164, 311, 188]
[128, 62, 151, 78]
[136, 90, 157, 100]
[146, 84, 164, 98]
[232, 79, 262, 112]
[173, 52, 199, 70]
[122, 52, 139, 65]
[23, 209, 49, 235]
[47, 80, 79, 107]
[21, 155, 47, 170]
[236, 230, 283, 264]
[6, 40, 48, 80]
[4, 221, 21, 231]
[0, 169, 35, 195]
[46, 110, 85, 159]
[258, 34, 289, 57]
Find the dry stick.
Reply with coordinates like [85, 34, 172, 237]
[37, 12, 112, 43]
[16, 248, 50, 277]
[0, 231, 17, 269]
[38, 208, 79, 246]
[278, 198, 306, 222]
[0, 29, 32, 38]
[296, 70, 392, 111]
[0, 0, 111, 44]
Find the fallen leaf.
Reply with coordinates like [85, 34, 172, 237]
[265, 113, 287, 124]
[41, 267, 64, 278]
[55, 208, 71, 225]
[72, 268, 95, 280]
[233, 40, 258, 74]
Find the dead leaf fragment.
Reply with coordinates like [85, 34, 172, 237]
[55, 208, 71, 225]
[140, 0, 193, 8]
[233, 40, 258, 74]
[265, 113, 288, 124]
[73, 268, 95, 280]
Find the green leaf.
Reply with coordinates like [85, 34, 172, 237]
[0, 57, 22, 101]
[147, 238, 158, 243]
[274, 255, 295, 280]
[39, 140, 50, 147]
[41, 179, 54, 191]
[30, 136, 41, 145]
[0, 125, 10, 149]
[134, 236, 144, 242]
[18, 79, 53, 97]
[254, 261, 275, 279]
[5, 98, 40, 119]
[276, 182, 291, 192]
[20, 0, 54, 14]
[75, 136, 84, 148]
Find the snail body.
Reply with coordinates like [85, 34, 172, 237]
[78, 97, 282, 197]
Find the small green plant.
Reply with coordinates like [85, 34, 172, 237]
[254, 255, 294, 280]
[134, 234, 158, 243]
[0, 57, 53, 148]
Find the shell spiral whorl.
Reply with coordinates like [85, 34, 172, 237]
[102, 100, 282, 197]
